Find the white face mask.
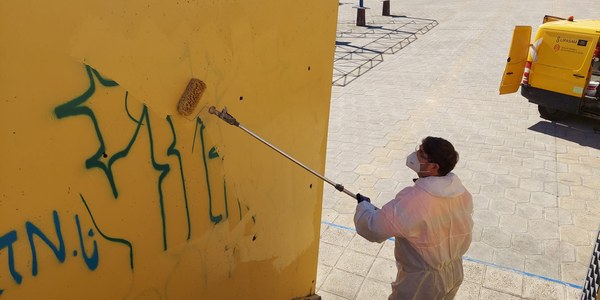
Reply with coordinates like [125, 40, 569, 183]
[405, 151, 422, 173]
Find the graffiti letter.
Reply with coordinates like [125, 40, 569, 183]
[26, 211, 66, 276]
[0, 231, 22, 284]
[75, 215, 99, 271]
[194, 117, 222, 224]
[80, 194, 134, 270]
[166, 116, 192, 240]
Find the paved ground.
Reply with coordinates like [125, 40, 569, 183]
[317, 0, 600, 299]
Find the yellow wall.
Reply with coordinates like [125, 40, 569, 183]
[0, 1, 337, 299]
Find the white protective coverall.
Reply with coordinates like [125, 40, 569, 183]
[354, 172, 473, 300]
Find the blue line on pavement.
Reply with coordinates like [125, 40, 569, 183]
[320, 221, 584, 290]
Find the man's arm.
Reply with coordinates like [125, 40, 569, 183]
[354, 201, 398, 243]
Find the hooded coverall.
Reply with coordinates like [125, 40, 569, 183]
[354, 173, 473, 300]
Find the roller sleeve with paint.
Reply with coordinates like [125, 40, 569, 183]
[208, 106, 364, 201]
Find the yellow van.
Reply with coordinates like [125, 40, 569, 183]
[499, 15, 600, 120]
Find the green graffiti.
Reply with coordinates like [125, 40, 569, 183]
[54, 65, 119, 198]
[223, 180, 229, 219]
[124, 92, 144, 125]
[79, 194, 133, 269]
[166, 116, 191, 240]
[195, 117, 222, 224]
[55, 65, 171, 250]
[110, 106, 170, 250]
[208, 147, 219, 159]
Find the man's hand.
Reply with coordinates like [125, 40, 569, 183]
[356, 193, 371, 203]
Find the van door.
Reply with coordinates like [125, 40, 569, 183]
[499, 26, 532, 95]
[530, 29, 598, 97]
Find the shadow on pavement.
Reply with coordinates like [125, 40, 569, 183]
[528, 116, 600, 149]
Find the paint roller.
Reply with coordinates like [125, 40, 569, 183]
[177, 78, 208, 119]
[176, 79, 360, 200]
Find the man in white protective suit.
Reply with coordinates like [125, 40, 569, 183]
[354, 136, 473, 300]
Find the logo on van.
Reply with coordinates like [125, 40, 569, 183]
[556, 36, 577, 44]
[553, 44, 560, 52]
[577, 39, 588, 47]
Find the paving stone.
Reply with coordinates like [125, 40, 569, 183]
[560, 262, 588, 286]
[500, 155, 523, 167]
[516, 203, 543, 220]
[565, 287, 582, 300]
[472, 223, 483, 242]
[505, 188, 531, 203]
[586, 200, 600, 215]
[366, 257, 397, 283]
[509, 165, 532, 179]
[525, 255, 559, 279]
[378, 240, 396, 261]
[316, 264, 333, 290]
[463, 260, 485, 284]
[353, 175, 379, 189]
[489, 198, 516, 214]
[530, 191, 558, 208]
[496, 174, 520, 188]
[519, 178, 545, 192]
[455, 281, 480, 300]
[466, 242, 494, 262]
[482, 267, 523, 297]
[544, 240, 576, 263]
[321, 226, 355, 247]
[338, 160, 361, 172]
[336, 249, 377, 277]
[319, 241, 345, 267]
[354, 164, 378, 175]
[322, 209, 340, 223]
[575, 245, 595, 265]
[471, 171, 496, 185]
[373, 178, 399, 192]
[572, 212, 600, 231]
[473, 210, 500, 227]
[494, 248, 527, 270]
[545, 161, 569, 173]
[512, 233, 543, 255]
[348, 234, 384, 256]
[320, 268, 363, 299]
[481, 184, 506, 199]
[334, 213, 357, 228]
[559, 197, 587, 211]
[522, 276, 565, 300]
[528, 219, 559, 240]
[479, 287, 522, 300]
[334, 199, 361, 214]
[499, 214, 528, 233]
[315, 290, 348, 300]
[355, 278, 391, 300]
[472, 195, 490, 210]
[560, 225, 592, 246]
[544, 182, 571, 197]
[546, 208, 574, 225]
[482, 227, 512, 248]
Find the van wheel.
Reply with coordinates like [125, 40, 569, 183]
[538, 105, 566, 121]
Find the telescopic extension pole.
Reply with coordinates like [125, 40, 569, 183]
[208, 106, 358, 200]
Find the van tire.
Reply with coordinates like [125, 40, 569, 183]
[538, 105, 566, 121]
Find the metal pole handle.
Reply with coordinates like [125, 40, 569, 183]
[208, 106, 357, 199]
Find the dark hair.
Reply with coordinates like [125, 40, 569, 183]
[421, 136, 459, 176]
